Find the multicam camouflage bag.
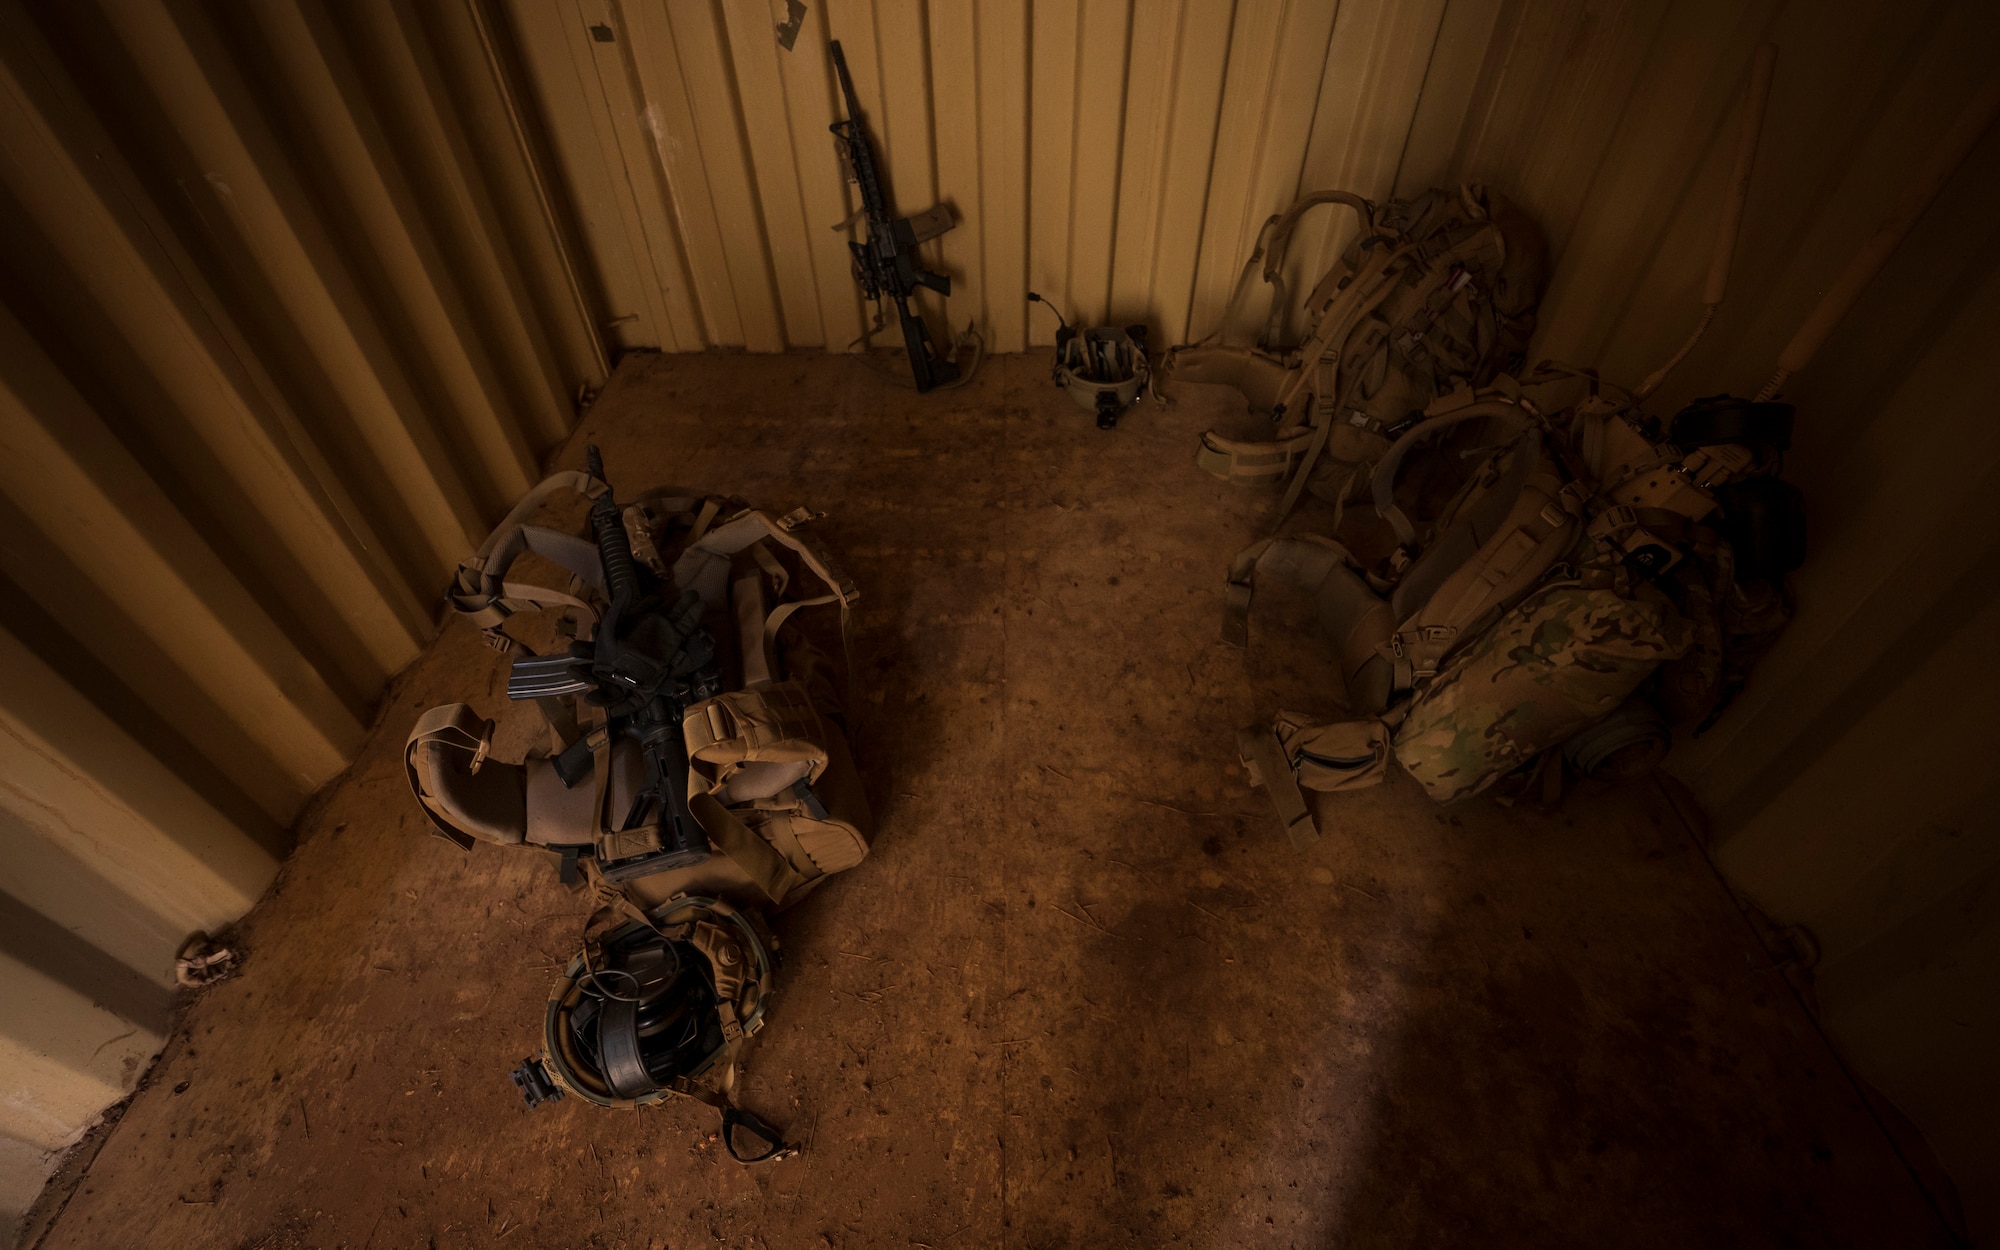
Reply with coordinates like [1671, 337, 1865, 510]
[1235, 581, 1691, 820]
[1393, 582, 1692, 803]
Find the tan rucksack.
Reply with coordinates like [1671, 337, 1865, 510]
[405, 470, 873, 913]
[1230, 380, 1736, 833]
[1164, 184, 1547, 522]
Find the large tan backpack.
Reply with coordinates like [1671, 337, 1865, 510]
[1229, 381, 1728, 835]
[1164, 185, 1547, 523]
[1233, 371, 1819, 840]
[405, 468, 873, 913]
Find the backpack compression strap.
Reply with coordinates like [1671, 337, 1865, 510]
[1181, 190, 1375, 352]
[1369, 400, 1587, 692]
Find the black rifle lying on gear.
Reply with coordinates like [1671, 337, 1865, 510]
[505, 445, 718, 877]
[828, 39, 959, 392]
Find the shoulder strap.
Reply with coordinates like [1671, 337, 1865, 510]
[673, 509, 859, 617]
[447, 469, 609, 631]
[1187, 190, 1375, 350]
[1370, 397, 1536, 546]
[1381, 449, 1585, 692]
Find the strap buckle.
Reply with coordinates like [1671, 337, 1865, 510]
[1589, 505, 1638, 539]
[703, 701, 733, 744]
[792, 780, 830, 820]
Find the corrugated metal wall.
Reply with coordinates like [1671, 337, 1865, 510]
[0, 0, 603, 1223]
[2, 0, 1995, 1235]
[504, 0, 1980, 372]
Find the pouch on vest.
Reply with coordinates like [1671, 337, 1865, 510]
[610, 680, 874, 911]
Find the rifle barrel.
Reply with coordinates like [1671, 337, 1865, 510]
[829, 41, 864, 134]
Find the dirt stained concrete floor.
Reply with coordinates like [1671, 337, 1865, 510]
[28, 352, 1955, 1249]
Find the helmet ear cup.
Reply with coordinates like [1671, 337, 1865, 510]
[543, 896, 774, 1109]
[579, 932, 721, 1099]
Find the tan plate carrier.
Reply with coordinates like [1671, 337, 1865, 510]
[405, 475, 874, 912]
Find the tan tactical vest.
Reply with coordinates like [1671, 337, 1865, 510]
[405, 477, 873, 912]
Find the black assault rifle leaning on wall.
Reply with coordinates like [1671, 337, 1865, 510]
[828, 39, 959, 392]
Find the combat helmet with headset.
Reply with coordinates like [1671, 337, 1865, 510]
[1027, 292, 1151, 428]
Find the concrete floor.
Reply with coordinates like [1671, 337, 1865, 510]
[27, 353, 1954, 1249]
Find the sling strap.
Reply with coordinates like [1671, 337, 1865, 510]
[1370, 397, 1535, 547]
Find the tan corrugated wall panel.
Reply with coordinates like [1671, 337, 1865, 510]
[0, 0, 603, 1225]
[3, 0, 1997, 1236]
